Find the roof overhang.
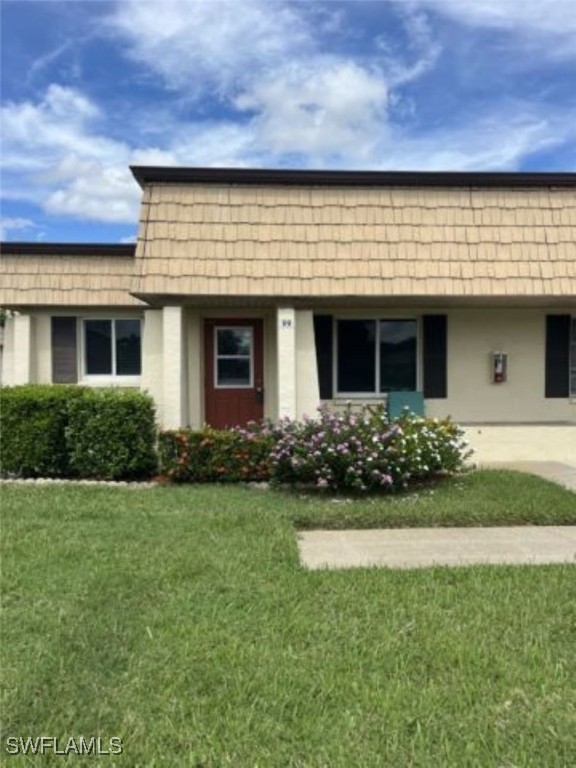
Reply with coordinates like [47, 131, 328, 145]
[0, 243, 136, 257]
[130, 293, 576, 310]
[129, 166, 576, 189]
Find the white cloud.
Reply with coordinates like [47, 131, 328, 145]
[43, 159, 140, 222]
[107, 0, 314, 96]
[0, 217, 38, 240]
[168, 122, 262, 167]
[3, 0, 575, 235]
[377, 7, 442, 86]
[3, 81, 574, 234]
[235, 59, 389, 162]
[106, 0, 397, 164]
[1, 84, 274, 223]
[1, 85, 174, 223]
[415, 0, 576, 55]
[2, 84, 121, 170]
[27, 40, 76, 83]
[379, 110, 572, 171]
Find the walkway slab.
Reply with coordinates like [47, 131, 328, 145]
[298, 526, 576, 570]
[482, 461, 576, 491]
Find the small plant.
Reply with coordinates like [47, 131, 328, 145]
[158, 427, 273, 483]
[244, 405, 471, 493]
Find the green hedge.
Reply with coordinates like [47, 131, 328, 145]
[158, 428, 273, 483]
[0, 385, 85, 477]
[0, 385, 157, 480]
[67, 389, 157, 480]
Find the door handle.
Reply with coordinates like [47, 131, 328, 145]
[256, 386, 264, 404]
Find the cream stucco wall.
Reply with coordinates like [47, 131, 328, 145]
[464, 425, 576, 463]
[12, 314, 33, 384]
[425, 308, 576, 424]
[264, 315, 278, 422]
[295, 309, 321, 418]
[34, 313, 51, 383]
[276, 307, 297, 418]
[187, 311, 202, 429]
[2, 316, 15, 385]
[318, 306, 575, 428]
[141, 309, 163, 420]
[162, 306, 188, 428]
[5, 307, 574, 443]
[5, 312, 56, 385]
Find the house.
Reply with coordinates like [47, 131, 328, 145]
[1, 167, 575, 462]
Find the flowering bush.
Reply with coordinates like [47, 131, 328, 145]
[158, 428, 273, 483]
[238, 405, 470, 493]
[158, 406, 471, 492]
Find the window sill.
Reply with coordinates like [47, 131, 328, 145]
[80, 377, 141, 388]
[334, 394, 387, 399]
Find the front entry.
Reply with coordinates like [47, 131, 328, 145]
[204, 318, 264, 428]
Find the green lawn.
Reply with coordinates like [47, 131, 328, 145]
[1, 475, 575, 766]
[285, 468, 576, 529]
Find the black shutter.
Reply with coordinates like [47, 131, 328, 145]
[423, 314, 447, 398]
[51, 317, 78, 383]
[313, 315, 333, 399]
[545, 315, 570, 398]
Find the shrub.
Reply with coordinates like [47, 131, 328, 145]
[0, 385, 86, 477]
[264, 405, 470, 493]
[158, 427, 273, 483]
[66, 389, 157, 480]
[158, 407, 470, 491]
[0, 385, 157, 480]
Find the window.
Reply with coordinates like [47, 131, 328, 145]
[336, 318, 417, 394]
[215, 326, 253, 387]
[83, 319, 141, 379]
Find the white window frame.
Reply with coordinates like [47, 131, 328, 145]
[334, 316, 420, 398]
[213, 325, 254, 389]
[80, 317, 142, 385]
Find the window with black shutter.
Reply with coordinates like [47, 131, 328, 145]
[51, 317, 78, 383]
[334, 318, 418, 395]
[313, 315, 333, 399]
[545, 315, 571, 398]
[83, 318, 142, 378]
[422, 315, 447, 399]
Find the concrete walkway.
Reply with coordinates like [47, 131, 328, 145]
[298, 526, 576, 570]
[299, 462, 576, 570]
[482, 461, 576, 491]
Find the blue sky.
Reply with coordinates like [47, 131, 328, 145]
[1, 0, 576, 243]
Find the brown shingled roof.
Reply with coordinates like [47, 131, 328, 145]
[1, 243, 141, 307]
[131, 180, 576, 300]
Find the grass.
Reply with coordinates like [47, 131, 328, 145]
[284, 469, 576, 529]
[1, 475, 575, 766]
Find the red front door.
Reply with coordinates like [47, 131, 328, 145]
[204, 319, 264, 428]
